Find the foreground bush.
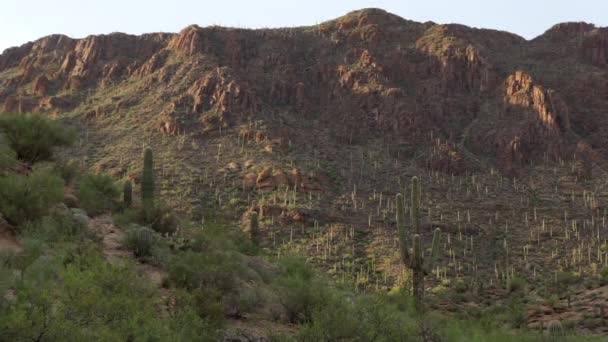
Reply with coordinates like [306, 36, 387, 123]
[78, 173, 120, 216]
[167, 227, 241, 326]
[275, 256, 331, 324]
[0, 242, 212, 341]
[21, 206, 88, 242]
[0, 113, 74, 163]
[0, 134, 17, 172]
[298, 293, 415, 342]
[0, 168, 64, 226]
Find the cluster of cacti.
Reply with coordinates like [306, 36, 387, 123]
[396, 176, 441, 308]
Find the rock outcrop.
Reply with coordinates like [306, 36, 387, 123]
[582, 28, 608, 66]
[504, 71, 570, 133]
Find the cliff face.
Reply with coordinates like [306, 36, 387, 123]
[0, 8, 606, 171]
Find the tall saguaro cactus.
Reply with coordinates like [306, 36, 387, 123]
[123, 180, 132, 209]
[249, 211, 260, 246]
[411, 176, 421, 235]
[396, 176, 442, 310]
[141, 146, 155, 209]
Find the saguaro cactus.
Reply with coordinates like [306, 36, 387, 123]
[123, 180, 132, 209]
[396, 193, 409, 264]
[141, 146, 155, 208]
[249, 211, 260, 246]
[411, 176, 421, 235]
[547, 320, 564, 337]
[396, 176, 442, 310]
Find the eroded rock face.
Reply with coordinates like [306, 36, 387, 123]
[543, 22, 596, 42]
[505, 71, 570, 133]
[582, 28, 608, 66]
[471, 71, 572, 173]
[188, 69, 260, 117]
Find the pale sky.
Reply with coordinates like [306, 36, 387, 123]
[1, 0, 607, 53]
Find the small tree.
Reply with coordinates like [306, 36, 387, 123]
[0, 113, 74, 163]
[141, 146, 155, 210]
[78, 173, 120, 216]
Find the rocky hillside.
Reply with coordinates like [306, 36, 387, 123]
[3, 8, 608, 335]
[0, 8, 606, 173]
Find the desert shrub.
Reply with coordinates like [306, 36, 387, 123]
[21, 206, 88, 242]
[140, 202, 179, 235]
[56, 159, 81, 185]
[298, 292, 415, 342]
[0, 242, 207, 341]
[0, 168, 64, 226]
[437, 317, 541, 342]
[78, 173, 120, 216]
[123, 225, 158, 258]
[275, 256, 331, 324]
[168, 249, 238, 293]
[0, 134, 17, 171]
[0, 113, 74, 163]
[224, 285, 265, 318]
[507, 276, 526, 293]
[454, 278, 468, 293]
[506, 300, 527, 328]
[600, 266, 608, 285]
[167, 248, 239, 326]
[112, 207, 140, 228]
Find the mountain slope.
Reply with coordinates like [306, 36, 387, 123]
[1, 8, 606, 172]
[2, 9, 608, 333]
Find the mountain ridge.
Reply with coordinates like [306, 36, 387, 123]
[0, 7, 606, 176]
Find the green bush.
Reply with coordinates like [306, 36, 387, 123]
[167, 248, 239, 326]
[141, 203, 179, 235]
[600, 266, 608, 285]
[56, 159, 81, 185]
[0, 134, 17, 172]
[275, 256, 330, 324]
[168, 249, 238, 293]
[78, 173, 120, 216]
[0, 243, 207, 341]
[0, 113, 74, 163]
[21, 206, 87, 242]
[0, 168, 64, 226]
[298, 293, 415, 342]
[507, 276, 526, 293]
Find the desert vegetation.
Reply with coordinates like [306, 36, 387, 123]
[1, 113, 604, 341]
[1, 7, 608, 341]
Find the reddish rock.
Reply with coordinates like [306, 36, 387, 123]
[505, 71, 570, 133]
[273, 171, 289, 188]
[242, 173, 257, 189]
[2, 96, 17, 113]
[33, 75, 50, 96]
[256, 167, 275, 191]
[581, 28, 608, 66]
